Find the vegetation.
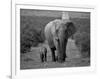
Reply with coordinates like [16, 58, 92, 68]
[71, 18, 90, 57]
[20, 16, 60, 53]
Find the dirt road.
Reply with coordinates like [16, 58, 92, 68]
[20, 39, 90, 69]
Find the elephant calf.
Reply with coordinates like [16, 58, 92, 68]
[40, 47, 47, 62]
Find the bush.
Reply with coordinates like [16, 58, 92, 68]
[74, 32, 90, 57]
[71, 18, 90, 58]
[20, 27, 45, 53]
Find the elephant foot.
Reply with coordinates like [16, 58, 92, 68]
[57, 57, 66, 63]
[52, 58, 56, 62]
[57, 59, 63, 63]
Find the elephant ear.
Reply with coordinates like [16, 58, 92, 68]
[67, 22, 76, 38]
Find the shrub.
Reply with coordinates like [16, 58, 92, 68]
[74, 32, 90, 57]
[20, 27, 45, 53]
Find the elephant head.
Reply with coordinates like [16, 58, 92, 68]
[44, 19, 76, 62]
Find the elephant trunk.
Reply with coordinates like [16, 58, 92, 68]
[57, 36, 67, 62]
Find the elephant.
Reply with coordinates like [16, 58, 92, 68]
[44, 19, 76, 62]
[40, 46, 47, 62]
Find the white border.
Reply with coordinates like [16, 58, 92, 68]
[12, 4, 96, 79]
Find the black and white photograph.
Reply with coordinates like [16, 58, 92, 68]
[20, 9, 90, 69]
[1, 0, 99, 79]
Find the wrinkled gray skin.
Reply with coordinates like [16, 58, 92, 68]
[44, 19, 76, 62]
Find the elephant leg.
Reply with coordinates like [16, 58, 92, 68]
[44, 53, 47, 62]
[51, 47, 56, 62]
[55, 56, 58, 62]
[40, 54, 42, 62]
[40, 54, 44, 62]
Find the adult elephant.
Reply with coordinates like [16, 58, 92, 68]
[44, 19, 76, 62]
